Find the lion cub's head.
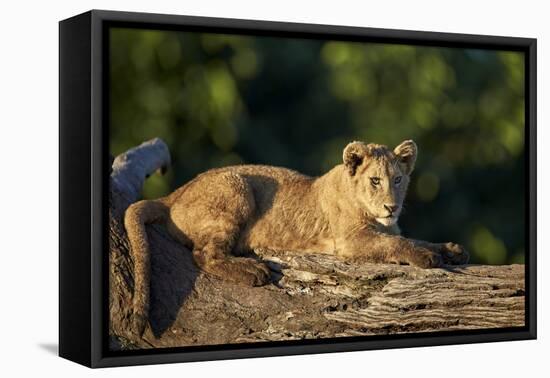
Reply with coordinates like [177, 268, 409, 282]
[342, 140, 417, 226]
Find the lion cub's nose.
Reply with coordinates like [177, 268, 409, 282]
[384, 204, 399, 215]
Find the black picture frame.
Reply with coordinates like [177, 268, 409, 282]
[59, 9, 537, 368]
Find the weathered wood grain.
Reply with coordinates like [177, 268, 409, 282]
[108, 139, 525, 350]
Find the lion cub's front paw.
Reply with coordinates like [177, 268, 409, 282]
[439, 242, 469, 265]
[409, 248, 443, 269]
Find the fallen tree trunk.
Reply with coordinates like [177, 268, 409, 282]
[109, 139, 525, 350]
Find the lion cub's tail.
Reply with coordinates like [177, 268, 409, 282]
[124, 199, 169, 336]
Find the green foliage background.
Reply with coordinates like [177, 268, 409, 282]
[109, 28, 525, 265]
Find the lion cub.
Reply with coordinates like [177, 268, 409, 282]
[125, 140, 468, 334]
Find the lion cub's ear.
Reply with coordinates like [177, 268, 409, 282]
[393, 140, 418, 175]
[343, 141, 368, 176]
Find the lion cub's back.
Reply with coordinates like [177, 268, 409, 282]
[196, 164, 312, 191]
[213, 164, 311, 183]
[166, 164, 313, 208]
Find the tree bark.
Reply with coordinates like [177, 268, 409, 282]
[109, 139, 526, 350]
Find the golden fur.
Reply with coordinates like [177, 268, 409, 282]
[124, 140, 469, 334]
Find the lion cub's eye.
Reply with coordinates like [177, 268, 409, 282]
[370, 177, 381, 186]
[394, 176, 402, 185]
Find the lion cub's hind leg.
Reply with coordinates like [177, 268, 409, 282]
[173, 172, 271, 286]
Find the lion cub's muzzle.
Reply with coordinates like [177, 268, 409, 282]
[375, 204, 401, 226]
[383, 204, 400, 216]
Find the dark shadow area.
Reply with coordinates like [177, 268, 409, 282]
[148, 225, 200, 338]
[264, 260, 286, 286]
